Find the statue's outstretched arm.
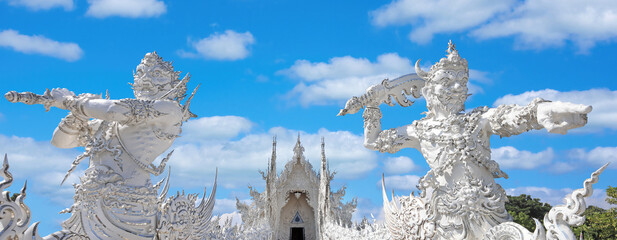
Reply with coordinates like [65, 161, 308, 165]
[483, 98, 591, 137]
[363, 106, 420, 153]
[62, 96, 179, 125]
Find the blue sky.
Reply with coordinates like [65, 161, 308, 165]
[1, 0, 616, 235]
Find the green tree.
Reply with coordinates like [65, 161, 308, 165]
[607, 186, 617, 205]
[506, 194, 552, 232]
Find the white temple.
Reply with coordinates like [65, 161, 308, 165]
[236, 136, 357, 240]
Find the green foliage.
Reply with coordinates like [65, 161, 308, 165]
[607, 186, 617, 205]
[573, 208, 617, 239]
[507, 188, 617, 239]
[10, 193, 19, 201]
[506, 194, 552, 232]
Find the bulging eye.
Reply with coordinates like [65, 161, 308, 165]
[153, 70, 161, 77]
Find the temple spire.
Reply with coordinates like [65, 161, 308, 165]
[318, 137, 330, 237]
[321, 137, 327, 174]
[270, 135, 277, 178]
[293, 133, 305, 163]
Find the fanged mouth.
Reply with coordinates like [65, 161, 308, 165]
[134, 84, 159, 96]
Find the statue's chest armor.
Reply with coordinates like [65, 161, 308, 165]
[416, 113, 489, 167]
[117, 122, 179, 158]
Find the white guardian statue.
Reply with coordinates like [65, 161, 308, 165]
[4, 52, 216, 240]
[338, 41, 601, 240]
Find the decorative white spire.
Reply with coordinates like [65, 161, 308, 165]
[293, 133, 305, 163]
[318, 137, 331, 237]
[270, 135, 277, 178]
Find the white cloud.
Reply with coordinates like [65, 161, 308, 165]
[378, 175, 421, 191]
[217, 211, 243, 226]
[280, 53, 491, 106]
[280, 53, 412, 81]
[0, 29, 83, 61]
[383, 156, 417, 174]
[168, 117, 378, 189]
[492, 146, 554, 170]
[493, 88, 617, 131]
[182, 116, 253, 141]
[468, 69, 492, 95]
[86, 0, 166, 18]
[279, 53, 412, 106]
[0, 135, 82, 206]
[472, 0, 617, 51]
[371, 0, 617, 51]
[469, 69, 492, 84]
[506, 186, 612, 209]
[180, 30, 255, 61]
[5, 0, 73, 11]
[371, 0, 514, 44]
[571, 146, 617, 169]
[213, 198, 241, 216]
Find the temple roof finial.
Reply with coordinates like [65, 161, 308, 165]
[293, 133, 304, 162]
[447, 40, 456, 54]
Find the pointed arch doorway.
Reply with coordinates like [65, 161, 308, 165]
[280, 191, 315, 240]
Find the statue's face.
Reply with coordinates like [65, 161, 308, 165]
[423, 69, 468, 115]
[133, 62, 174, 100]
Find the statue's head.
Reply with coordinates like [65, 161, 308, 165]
[132, 52, 188, 100]
[416, 41, 469, 117]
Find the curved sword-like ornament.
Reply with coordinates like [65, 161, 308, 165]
[338, 74, 425, 116]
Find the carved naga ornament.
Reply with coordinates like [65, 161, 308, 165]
[4, 52, 216, 240]
[340, 41, 598, 240]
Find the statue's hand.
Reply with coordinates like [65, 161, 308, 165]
[51, 88, 76, 109]
[537, 101, 592, 134]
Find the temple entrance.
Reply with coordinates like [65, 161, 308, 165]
[289, 227, 305, 240]
[278, 191, 316, 240]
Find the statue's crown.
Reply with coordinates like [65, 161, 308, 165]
[136, 51, 181, 80]
[430, 40, 468, 73]
[415, 40, 468, 82]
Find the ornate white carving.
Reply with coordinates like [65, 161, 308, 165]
[382, 177, 434, 240]
[4, 52, 216, 240]
[157, 173, 217, 240]
[0, 154, 38, 240]
[322, 216, 392, 240]
[340, 41, 594, 240]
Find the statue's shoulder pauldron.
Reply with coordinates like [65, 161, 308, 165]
[117, 98, 165, 125]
